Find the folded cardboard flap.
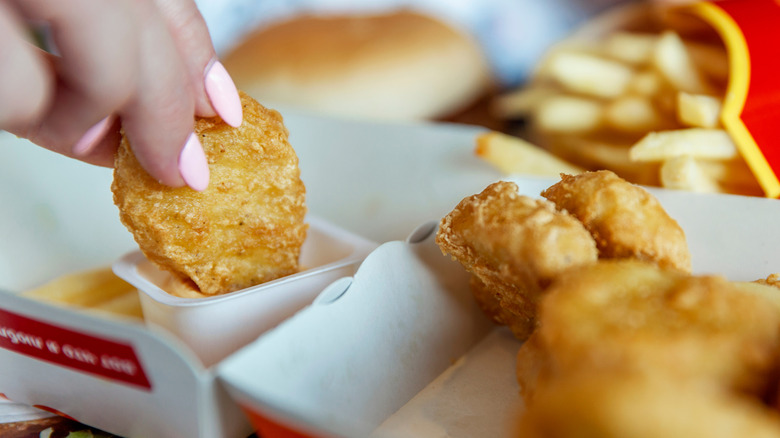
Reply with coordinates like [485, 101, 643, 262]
[217, 223, 494, 437]
[219, 176, 780, 438]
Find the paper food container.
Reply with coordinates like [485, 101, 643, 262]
[8, 77, 776, 437]
[0, 107, 498, 438]
[216, 222, 498, 438]
[216, 175, 780, 438]
[0, 290, 258, 438]
[113, 216, 378, 367]
[0, 212, 376, 438]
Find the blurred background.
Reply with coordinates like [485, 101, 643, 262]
[193, 0, 631, 127]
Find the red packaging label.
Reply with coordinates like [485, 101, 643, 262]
[0, 308, 152, 390]
[241, 406, 317, 438]
[692, 0, 780, 198]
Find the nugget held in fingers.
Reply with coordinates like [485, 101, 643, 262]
[542, 170, 691, 272]
[436, 181, 598, 339]
[112, 92, 307, 296]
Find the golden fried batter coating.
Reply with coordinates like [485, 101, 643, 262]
[756, 273, 780, 289]
[518, 372, 780, 438]
[436, 181, 598, 340]
[112, 92, 307, 296]
[541, 170, 691, 272]
[519, 260, 780, 402]
[469, 275, 533, 340]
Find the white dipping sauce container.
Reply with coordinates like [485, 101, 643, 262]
[113, 216, 378, 367]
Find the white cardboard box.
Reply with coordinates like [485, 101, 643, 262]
[217, 177, 780, 438]
[0, 112, 497, 437]
[2, 110, 778, 437]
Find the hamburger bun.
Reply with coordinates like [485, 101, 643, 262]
[222, 10, 493, 121]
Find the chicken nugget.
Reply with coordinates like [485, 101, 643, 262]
[112, 92, 307, 296]
[518, 371, 780, 438]
[541, 170, 691, 272]
[436, 181, 598, 340]
[756, 273, 780, 289]
[523, 260, 780, 398]
[469, 275, 532, 340]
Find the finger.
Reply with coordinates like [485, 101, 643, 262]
[155, 0, 242, 127]
[0, 2, 53, 129]
[10, 0, 137, 158]
[70, 115, 122, 168]
[118, 0, 208, 190]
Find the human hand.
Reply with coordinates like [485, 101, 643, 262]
[0, 0, 243, 191]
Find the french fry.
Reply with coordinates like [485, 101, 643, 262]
[685, 41, 730, 85]
[549, 135, 660, 186]
[629, 129, 737, 162]
[547, 51, 634, 98]
[604, 96, 664, 133]
[652, 31, 713, 95]
[698, 158, 757, 187]
[23, 266, 140, 318]
[532, 42, 604, 79]
[92, 291, 143, 319]
[627, 69, 666, 97]
[677, 92, 721, 128]
[475, 131, 584, 176]
[535, 96, 603, 133]
[491, 86, 557, 119]
[491, 13, 759, 197]
[697, 158, 764, 196]
[659, 155, 720, 193]
[604, 32, 659, 65]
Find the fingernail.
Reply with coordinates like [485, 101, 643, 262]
[178, 133, 210, 191]
[73, 116, 112, 156]
[204, 61, 242, 127]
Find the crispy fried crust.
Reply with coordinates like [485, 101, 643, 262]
[756, 274, 780, 289]
[518, 372, 780, 438]
[541, 170, 691, 272]
[469, 275, 533, 340]
[519, 260, 780, 403]
[436, 181, 598, 339]
[112, 92, 307, 296]
[517, 260, 780, 437]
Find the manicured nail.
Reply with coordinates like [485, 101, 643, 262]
[178, 133, 209, 191]
[204, 61, 242, 127]
[73, 116, 112, 156]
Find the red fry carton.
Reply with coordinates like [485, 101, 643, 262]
[688, 0, 780, 198]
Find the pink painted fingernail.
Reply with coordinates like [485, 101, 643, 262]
[73, 116, 112, 156]
[178, 133, 209, 191]
[204, 61, 242, 127]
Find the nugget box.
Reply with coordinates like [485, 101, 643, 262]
[214, 177, 780, 438]
[2, 103, 778, 437]
[0, 132, 378, 437]
[0, 110, 499, 437]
